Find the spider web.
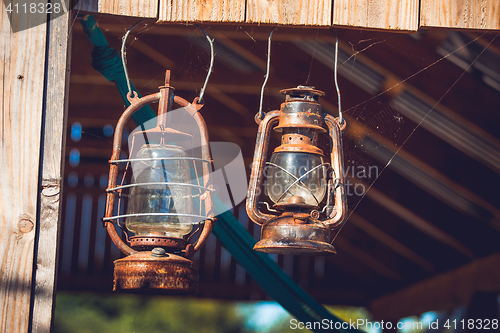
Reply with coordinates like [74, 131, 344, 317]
[99, 18, 500, 238]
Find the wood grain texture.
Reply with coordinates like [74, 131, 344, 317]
[159, 0, 245, 23]
[30, 11, 72, 333]
[333, 0, 419, 31]
[421, 0, 500, 30]
[74, 0, 157, 17]
[0, 2, 48, 333]
[98, 0, 158, 17]
[246, 0, 332, 25]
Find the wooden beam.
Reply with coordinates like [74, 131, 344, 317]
[76, 0, 500, 30]
[364, 186, 475, 259]
[0, 3, 47, 332]
[371, 252, 500, 321]
[75, 0, 158, 18]
[421, 0, 500, 30]
[340, 114, 500, 232]
[335, 237, 403, 281]
[101, 0, 157, 17]
[31, 10, 72, 333]
[332, 0, 419, 31]
[159, 0, 245, 23]
[246, 0, 332, 26]
[349, 214, 435, 272]
[70, 74, 274, 95]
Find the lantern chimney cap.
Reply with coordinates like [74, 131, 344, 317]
[280, 86, 325, 102]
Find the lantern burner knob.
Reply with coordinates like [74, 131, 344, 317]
[152, 247, 167, 257]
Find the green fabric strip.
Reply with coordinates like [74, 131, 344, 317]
[78, 15, 361, 332]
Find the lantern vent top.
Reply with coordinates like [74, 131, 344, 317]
[280, 86, 325, 102]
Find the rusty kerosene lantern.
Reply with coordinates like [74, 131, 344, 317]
[103, 70, 214, 294]
[246, 86, 347, 255]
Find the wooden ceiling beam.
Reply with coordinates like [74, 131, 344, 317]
[332, 109, 500, 232]
[371, 251, 500, 321]
[364, 186, 475, 259]
[349, 213, 436, 272]
[335, 236, 403, 281]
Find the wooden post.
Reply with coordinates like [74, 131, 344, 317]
[31, 11, 72, 333]
[0, 3, 70, 333]
[0, 3, 48, 333]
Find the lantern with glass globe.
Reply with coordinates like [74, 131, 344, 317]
[103, 70, 214, 294]
[246, 86, 347, 255]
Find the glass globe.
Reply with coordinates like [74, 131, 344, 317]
[126, 144, 193, 239]
[265, 151, 327, 207]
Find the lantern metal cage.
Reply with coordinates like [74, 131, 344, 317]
[103, 70, 215, 294]
[246, 86, 347, 256]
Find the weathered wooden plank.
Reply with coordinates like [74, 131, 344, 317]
[30, 10, 72, 333]
[158, 0, 245, 23]
[421, 0, 500, 30]
[74, 0, 157, 17]
[333, 0, 419, 31]
[246, 0, 332, 26]
[0, 2, 48, 333]
[98, 0, 158, 18]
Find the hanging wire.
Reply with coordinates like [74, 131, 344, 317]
[194, 25, 215, 104]
[329, 28, 344, 125]
[121, 20, 143, 98]
[257, 27, 277, 121]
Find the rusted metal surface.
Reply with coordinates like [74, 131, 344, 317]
[254, 212, 336, 255]
[274, 87, 326, 155]
[105, 92, 161, 256]
[130, 235, 188, 251]
[113, 251, 199, 294]
[104, 70, 214, 291]
[246, 111, 280, 225]
[247, 86, 347, 255]
[324, 114, 347, 228]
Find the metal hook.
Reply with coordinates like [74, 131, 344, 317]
[194, 25, 214, 104]
[329, 28, 344, 127]
[257, 27, 277, 122]
[121, 20, 143, 98]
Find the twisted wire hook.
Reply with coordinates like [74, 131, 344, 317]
[329, 28, 344, 126]
[121, 20, 143, 99]
[257, 27, 277, 122]
[195, 25, 215, 104]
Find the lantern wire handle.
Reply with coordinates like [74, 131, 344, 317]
[329, 28, 344, 126]
[257, 27, 277, 121]
[194, 25, 214, 104]
[121, 20, 143, 99]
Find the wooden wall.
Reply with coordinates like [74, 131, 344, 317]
[74, 0, 500, 31]
[0, 2, 70, 332]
